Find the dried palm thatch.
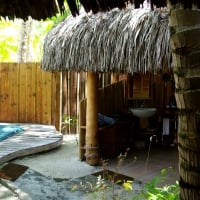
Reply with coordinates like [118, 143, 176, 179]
[42, 7, 171, 74]
[76, 0, 200, 14]
[0, 0, 65, 20]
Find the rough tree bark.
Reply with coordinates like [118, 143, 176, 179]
[168, 5, 200, 200]
[18, 17, 33, 62]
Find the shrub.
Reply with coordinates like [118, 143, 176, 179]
[132, 168, 180, 200]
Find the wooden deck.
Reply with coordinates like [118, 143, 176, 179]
[0, 123, 63, 165]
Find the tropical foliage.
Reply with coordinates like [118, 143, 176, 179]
[133, 168, 180, 200]
[0, 3, 71, 62]
[0, 18, 20, 61]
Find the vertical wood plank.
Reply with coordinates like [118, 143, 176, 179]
[42, 70, 52, 124]
[25, 63, 34, 122]
[31, 63, 37, 122]
[9, 63, 19, 122]
[6, 64, 11, 120]
[0, 63, 9, 121]
[18, 63, 27, 122]
[35, 65, 43, 123]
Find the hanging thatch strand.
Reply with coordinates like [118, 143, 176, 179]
[42, 7, 171, 74]
[1, 0, 200, 21]
[0, 0, 65, 20]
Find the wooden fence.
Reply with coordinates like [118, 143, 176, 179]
[98, 80, 127, 115]
[0, 63, 61, 131]
[79, 80, 128, 128]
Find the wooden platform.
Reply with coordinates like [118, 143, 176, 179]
[0, 123, 63, 165]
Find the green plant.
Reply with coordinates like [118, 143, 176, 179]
[132, 168, 180, 200]
[71, 142, 179, 200]
[61, 115, 77, 133]
[98, 151, 134, 199]
[71, 149, 134, 200]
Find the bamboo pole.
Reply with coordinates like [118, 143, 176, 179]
[85, 71, 99, 165]
[55, 72, 62, 131]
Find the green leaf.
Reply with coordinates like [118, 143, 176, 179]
[123, 181, 133, 191]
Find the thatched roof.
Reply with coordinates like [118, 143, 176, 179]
[0, 0, 65, 20]
[0, 0, 159, 20]
[42, 7, 171, 73]
[64, 0, 200, 17]
[1, 0, 199, 21]
[70, 0, 167, 14]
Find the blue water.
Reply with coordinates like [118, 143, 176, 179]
[0, 125, 24, 141]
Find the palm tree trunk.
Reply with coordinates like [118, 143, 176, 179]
[18, 17, 33, 62]
[168, 7, 200, 200]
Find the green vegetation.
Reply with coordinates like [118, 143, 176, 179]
[61, 114, 77, 134]
[72, 167, 179, 200]
[71, 150, 134, 200]
[133, 168, 180, 200]
[0, 2, 71, 62]
[0, 17, 54, 62]
[71, 150, 179, 200]
[0, 18, 20, 61]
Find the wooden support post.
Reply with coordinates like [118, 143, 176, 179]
[79, 99, 86, 160]
[55, 72, 62, 132]
[85, 72, 99, 165]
